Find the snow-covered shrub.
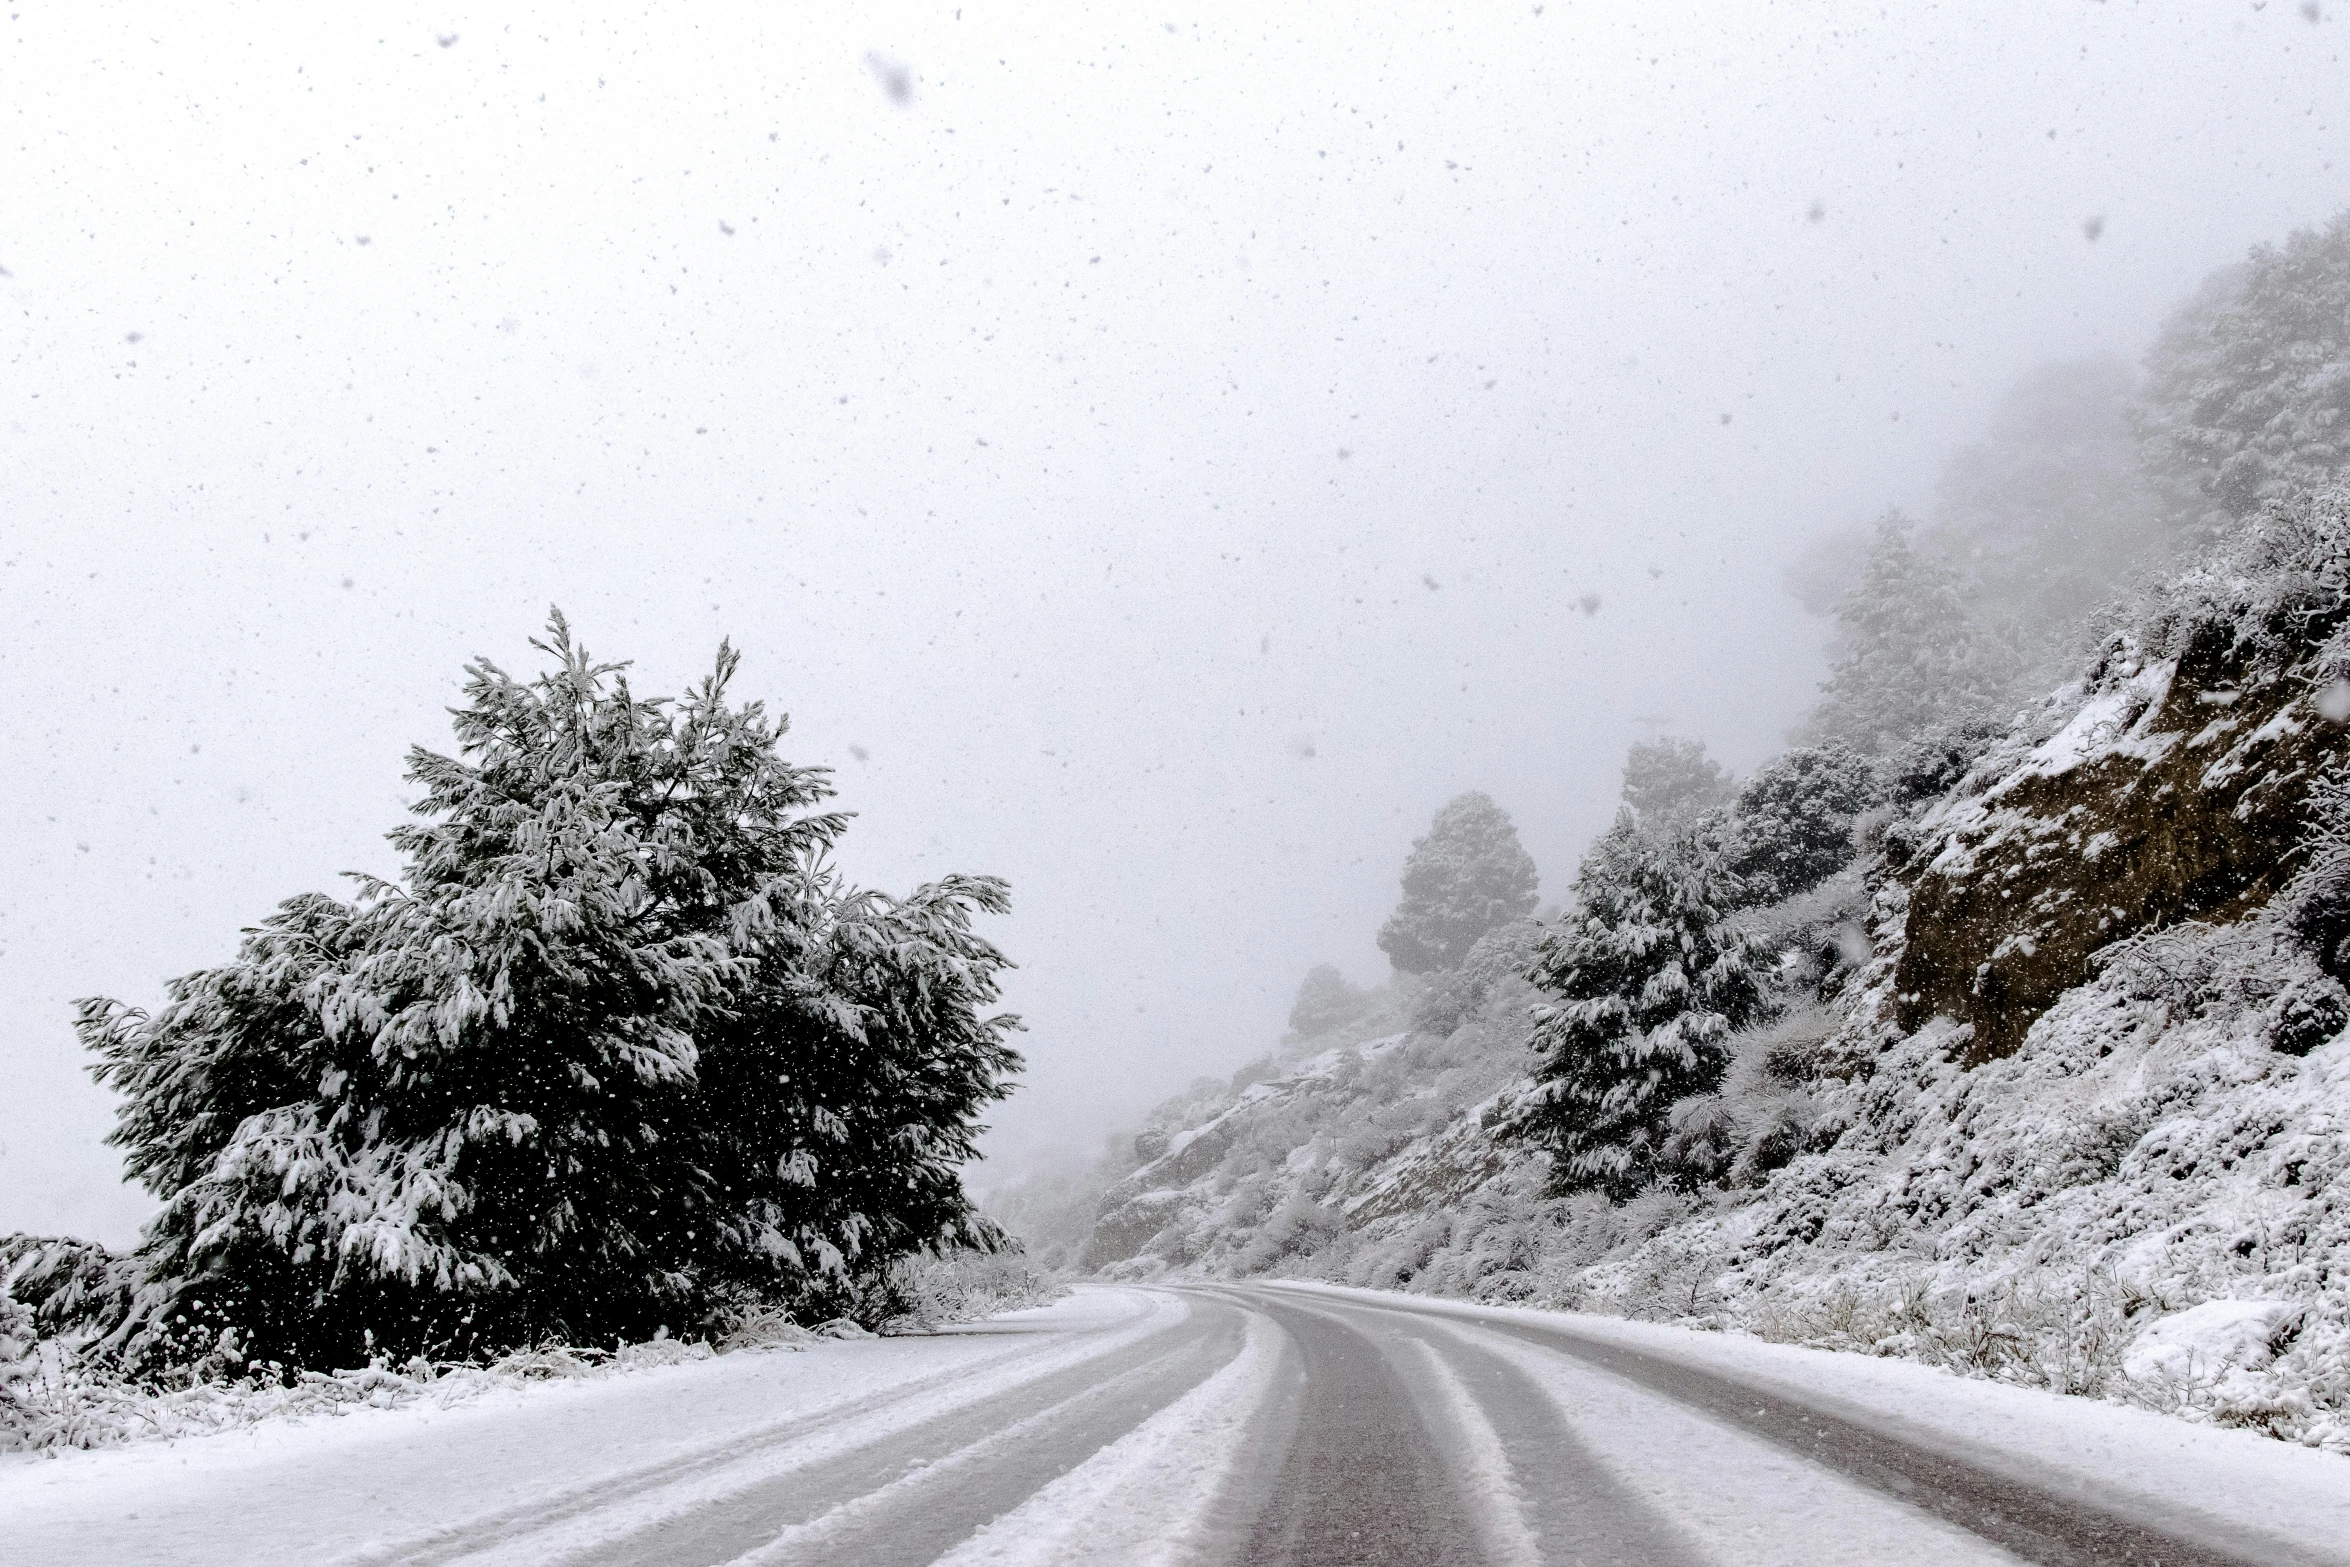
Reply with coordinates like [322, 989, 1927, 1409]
[2286, 765, 2350, 984]
[1231, 1191, 1345, 1275]
[1748, 1272, 2141, 1401]
[0, 1323, 725, 1456]
[1288, 964, 1375, 1040]
[1654, 1005, 1834, 1192]
[1875, 718, 2008, 810]
[877, 1249, 1065, 1331]
[74, 615, 1021, 1373]
[2125, 486, 2350, 672]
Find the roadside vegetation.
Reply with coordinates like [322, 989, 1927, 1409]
[4, 623, 1036, 1451]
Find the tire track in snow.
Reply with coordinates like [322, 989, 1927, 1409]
[682, 1299, 1251, 1567]
[1287, 1286, 2311, 1567]
[1412, 1314, 2015, 1567]
[1223, 1290, 1487, 1567]
[915, 1308, 1292, 1567]
[1394, 1335, 1545, 1567]
[333, 1290, 1191, 1567]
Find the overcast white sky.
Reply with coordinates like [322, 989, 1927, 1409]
[3, 2, 2344, 1243]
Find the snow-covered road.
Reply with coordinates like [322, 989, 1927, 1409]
[6, 1283, 2346, 1566]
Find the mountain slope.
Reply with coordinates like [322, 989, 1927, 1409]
[1072, 496, 2350, 1454]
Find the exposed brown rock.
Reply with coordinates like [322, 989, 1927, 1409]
[1893, 647, 2341, 1063]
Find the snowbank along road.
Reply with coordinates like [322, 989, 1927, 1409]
[8, 1283, 2348, 1566]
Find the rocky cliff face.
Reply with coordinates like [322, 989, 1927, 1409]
[1892, 628, 2342, 1063]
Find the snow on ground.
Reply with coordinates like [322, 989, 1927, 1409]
[1273, 1282, 2350, 1561]
[925, 1308, 1288, 1567]
[0, 1289, 1170, 1567]
[2124, 1298, 2307, 1381]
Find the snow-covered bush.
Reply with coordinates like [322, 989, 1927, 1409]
[0, 1321, 724, 1456]
[1655, 1006, 1835, 1192]
[1288, 963, 1375, 1039]
[72, 615, 1021, 1374]
[876, 1249, 1065, 1331]
[2123, 486, 2350, 672]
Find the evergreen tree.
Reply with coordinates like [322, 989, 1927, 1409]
[1802, 511, 2011, 758]
[77, 615, 1020, 1370]
[1727, 744, 1876, 901]
[1287, 964, 1371, 1038]
[1517, 815, 1762, 1199]
[1619, 737, 1733, 830]
[0, 1279, 34, 1422]
[2138, 211, 2350, 541]
[1409, 917, 1542, 1037]
[1932, 357, 2163, 683]
[1376, 792, 1541, 975]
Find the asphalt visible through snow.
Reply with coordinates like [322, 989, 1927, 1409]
[14, 1283, 2345, 1567]
[1218, 1288, 2292, 1567]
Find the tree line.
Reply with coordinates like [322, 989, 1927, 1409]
[1361, 208, 2350, 1207]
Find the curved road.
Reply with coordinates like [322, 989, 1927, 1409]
[13, 1283, 2345, 1567]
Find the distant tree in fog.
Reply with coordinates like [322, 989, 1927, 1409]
[1376, 792, 1540, 975]
[1619, 737, 1734, 830]
[1788, 358, 2159, 711]
[1288, 963, 1372, 1038]
[1409, 916, 1544, 1037]
[1933, 356, 2164, 681]
[1517, 815, 1762, 1198]
[2138, 211, 2350, 542]
[1802, 511, 2011, 758]
[75, 615, 1020, 1372]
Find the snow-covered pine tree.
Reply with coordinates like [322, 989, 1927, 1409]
[77, 615, 1020, 1371]
[2138, 210, 2350, 542]
[1727, 744, 1876, 901]
[1516, 813, 1763, 1199]
[1376, 792, 1540, 975]
[1802, 510, 2012, 758]
[0, 1276, 35, 1437]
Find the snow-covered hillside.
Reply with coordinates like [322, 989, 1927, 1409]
[1069, 498, 2350, 1456]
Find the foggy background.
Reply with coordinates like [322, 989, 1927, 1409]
[3, 2, 2343, 1244]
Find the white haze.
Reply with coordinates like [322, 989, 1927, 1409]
[1, 2, 2343, 1241]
